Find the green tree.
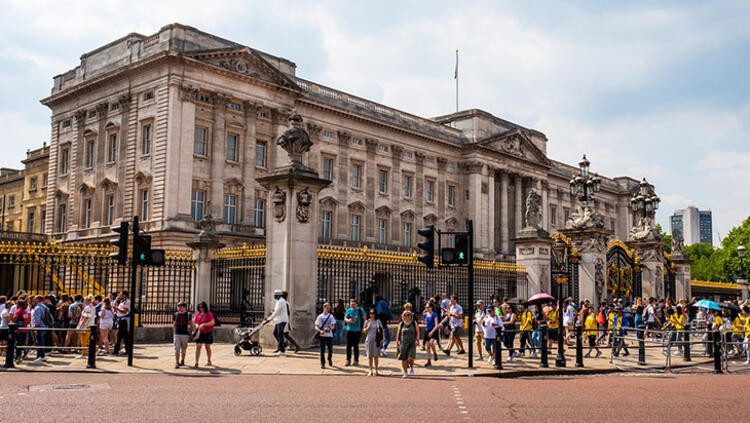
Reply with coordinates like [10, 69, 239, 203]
[685, 216, 750, 281]
[657, 224, 672, 253]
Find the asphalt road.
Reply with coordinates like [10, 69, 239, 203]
[1, 372, 748, 422]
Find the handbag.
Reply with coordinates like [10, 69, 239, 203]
[315, 314, 332, 340]
[375, 322, 384, 348]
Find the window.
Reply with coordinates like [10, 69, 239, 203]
[403, 151, 413, 159]
[322, 157, 334, 180]
[403, 223, 412, 247]
[257, 110, 268, 119]
[448, 185, 456, 207]
[140, 189, 149, 220]
[425, 180, 435, 203]
[62, 120, 71, 129]
[223, 194, 237, 224]
[255, 141, 267, 168]
[351, 164, 362, 189]
[563, 207, 570, 223]
[403, 174, 412, 198]
[191, 190, 206, 221]
[321, 211, 332, 238]
[85, 140, 95, 168]
[226, 133, 239, 162]
[42, 174, 47, 188]
[106, 195, 115, 226]
[41, 209, 46, 229]
[141, 123, 152, 155]
[8, 195, 15, 208]
[610, 219, 616, 232]
[88, 110, 97, 119]
[352, 138, 362, 146]
[377, 219, 387, 244]
[194, 126, 208, 156]
[58, 204, 67, 232]
[107, 133, 117, 163]
[378, 169, 388, 194]
[82, 198, 92, 229]
[323, 130, 335, 138]
[110, 103, 119, 112]
[143, 91, 154, 101]
[60, 147, 70, 175]
[254, 199, 266, 228]
[351, 215, 361, 241]
[196, 93, 210, 103]
[465, 190, 470, 201]
[228, 102, 241, 111]
[550, 205, 557, 226]
[27, 209, 35, 233]
[29, 177, 37, 191]
[378, 145, 388, 153]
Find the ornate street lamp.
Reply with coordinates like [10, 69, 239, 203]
[569, 155, 601, 207]
[630, 178, 660, 220]
[551, 236, 568, 367]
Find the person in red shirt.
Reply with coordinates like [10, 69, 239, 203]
[13, 298, 31, 363]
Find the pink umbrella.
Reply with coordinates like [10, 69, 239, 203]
[525, 293, 555, 305]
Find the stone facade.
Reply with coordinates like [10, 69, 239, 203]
[41, 23, 640, 254]
[0, 144, 49, 235]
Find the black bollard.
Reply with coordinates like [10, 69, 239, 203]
[575, 324, 584, 368]
[706, 330, 713, 357]
[683, 330, 691, 362]
[540, 325, 549, 368]
[87, 325, 98, 369]
[713, 330, 722, 374]
[495, 332, 503, 370]
[4, 324, 16, 368]
[638, 332, 646, 366]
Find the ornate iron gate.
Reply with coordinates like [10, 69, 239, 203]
[550, 233, 580, 304]
[210, 244, 266, 325]
[663, 253, 676, 301]
[606, 240, 641, 300]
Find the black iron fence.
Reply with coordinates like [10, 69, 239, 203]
[0, 241, 195, 325]
[210, 244, 266, 325]
[317, 245, 527, 318]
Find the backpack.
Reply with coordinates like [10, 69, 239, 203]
[41, 306, 54, 327]
[597, 311, 606, 325]
[72, 303, 83, 323]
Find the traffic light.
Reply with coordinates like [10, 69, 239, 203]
[133, 233, 166, 267]
[454, 234, 470, 265]
[417, 225, 435, 268]
[109, 221, 129, 265]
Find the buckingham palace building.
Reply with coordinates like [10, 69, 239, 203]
[41, 23, 641, 257]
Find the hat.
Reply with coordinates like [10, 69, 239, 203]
[177, 301, 187, 307]
[476, 300, 484, 305]
[273, 289, 283, 296]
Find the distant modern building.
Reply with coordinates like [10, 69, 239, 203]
[671, 206, 712, 245]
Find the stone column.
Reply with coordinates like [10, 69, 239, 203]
[241, 101, 260, 225]
[437, 158, 447, 229]
[500, 171, 510, 255]
[336, 131, 352, 238]
[562, 228, 611, 304]
[541, 180, 549, 232]
[257, 114, 331, 347]
[187, 226, 225, 308]
[390, 145, 403, 243]
[671, 254, 692, 301]
[210, 93, 230, 217]
[365, 139, 377, 239]
[487, 167, 496, 256]
[629, 240, 666, 299]
[515, 228, 552, 295]
[93, 102, 109, 226]
[415, 152, 425, 228]
[514, 174, 523, 237]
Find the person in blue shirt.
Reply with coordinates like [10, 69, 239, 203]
[344, 299, 366, 366]
[423, 303, 439, 366]
[611, 306, 630, 357]
[375, 296, 393, 357]
[31, 295, 50, 362]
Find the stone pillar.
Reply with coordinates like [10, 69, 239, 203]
[671, 254, 692, 301]
[541, 180, 549, 232]
[390, 145, 403, 243]
[562, 228, 611, 304]
[515, 232, 552, 295]
[365, 139, 377, 238]
[514, 174, 523, 237]
[187, 225, 225, 307]
[500, 171, 510, 255]
[487, 167, 496, 256]
[241, 101, 260, 225]
[209, 93, 229, 217]
[257, 114, 331, 347]
[628, 240, 665, 299]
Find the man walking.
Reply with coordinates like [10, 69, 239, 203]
[173, 301, 194, 368]
[31, 295, 51, 362]
[441, 295, 466, 356]
[264, 289, 288, 356]
[344, 298, 365, 366]
[113, 290, 131, 356]
[375, 296, 393, 357]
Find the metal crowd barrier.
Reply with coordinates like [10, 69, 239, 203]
[2, 323, 99, 369]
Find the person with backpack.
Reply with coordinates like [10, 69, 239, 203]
[362, 308, 383, 376]
[31, 295, 52, 362]
[65, 294, 83, 352]
[344, 298, 366, 366]
[375, 296, 393, 357]
[314, 302, 336, 369]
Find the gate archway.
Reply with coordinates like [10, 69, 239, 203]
[606, 240, 642, 300]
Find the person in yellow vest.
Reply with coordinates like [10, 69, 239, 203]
[546, 302, 559, 349]
[730, 309, 745, 358]
[583, 306, 601, 358]
[742, 305, 750, 364]
[517, 304, 536, 358]
[606, 303, 616, 347]
[668, 306, 687, 354]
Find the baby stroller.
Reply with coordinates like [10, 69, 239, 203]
[233, 321, 268, 356]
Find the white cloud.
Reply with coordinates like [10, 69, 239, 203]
[0, 111, 49, 169]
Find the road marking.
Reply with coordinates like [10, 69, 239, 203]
[451, 385, 471, 421]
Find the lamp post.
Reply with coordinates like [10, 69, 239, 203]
[738, 245, 748, 301]
[552, 236, 568, 367]
[569, 155, 602, 207]
[630, 178, 661, 220]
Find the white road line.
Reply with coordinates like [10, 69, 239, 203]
[451, 385, 472, 421]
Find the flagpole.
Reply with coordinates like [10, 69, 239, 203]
[455, 49, 459, 112]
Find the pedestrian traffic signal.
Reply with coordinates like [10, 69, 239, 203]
[454, 233, 470, 265]
[133, 233, 166, 267]
[417, 225, 435, 268]
[109, 221, 129, 265]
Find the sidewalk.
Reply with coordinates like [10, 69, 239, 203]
[1, 337, 650, 377]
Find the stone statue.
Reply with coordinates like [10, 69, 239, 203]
[271, 187, 286, 222]
[197, 209, 217, 233]
[628, 216, 661, 242]
[565, 205, 605, 230]
[296, 188, 313, 223]
[594, 258, 605, 306]
[672, 228, 685, 256]
[277, 113, 313, 167]
[524, 190, 543, 229]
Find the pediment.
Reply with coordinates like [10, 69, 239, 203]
[423, 213, 438, 225]
[187, 48, 300, 91]
[375, 205, 392, 216]
[479, 129, 551, 166]
[347, 200, 366, 213]
[319, 196, 338, 208]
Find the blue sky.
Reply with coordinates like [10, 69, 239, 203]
[1, 0, 748, 244]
